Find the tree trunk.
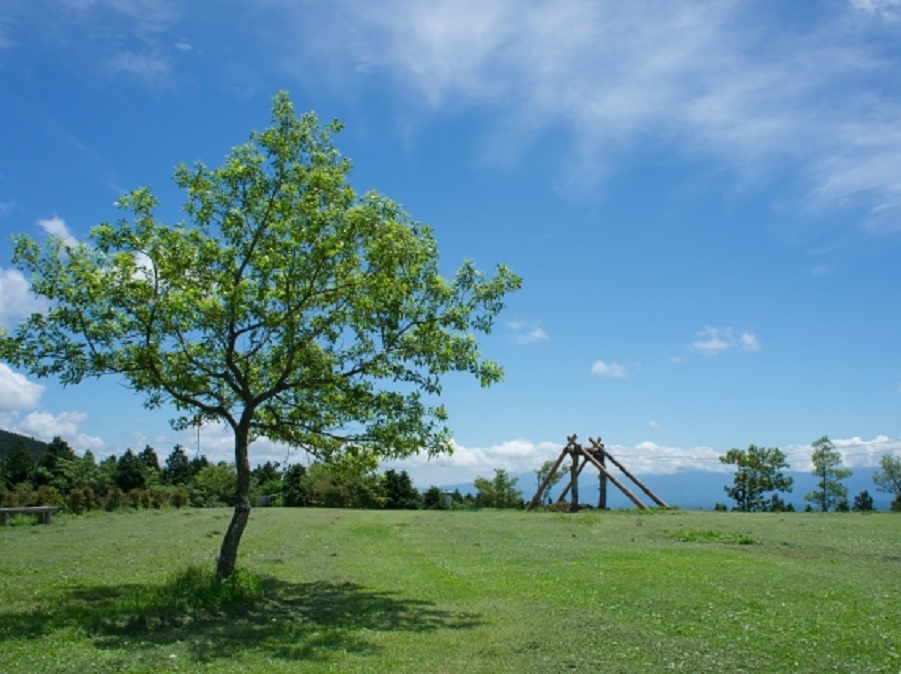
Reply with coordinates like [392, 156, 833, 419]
[217, 418, 253, 578]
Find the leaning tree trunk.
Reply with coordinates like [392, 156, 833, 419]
[217, 420, 253, 578]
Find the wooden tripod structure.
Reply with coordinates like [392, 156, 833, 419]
[526, 435, 668, 511]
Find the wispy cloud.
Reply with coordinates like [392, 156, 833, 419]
[506, 319, 549, 345]
[590, 360, 628, 378]
[8, 0, 186, 88]
[0, 10, 16, 50]
[851, 0, 901, 21]
[273, 0, 901, 227]
[37, 215, 79, 248]
[102, 50, 172, 84]
[691, 326, 760, 355]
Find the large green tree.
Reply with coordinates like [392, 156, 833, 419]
[719, 444, 793, 512]
[0, 92, 520, 577]
[804, 436, 851, 512]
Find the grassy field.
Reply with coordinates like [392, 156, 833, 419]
[1, 507, 899, 673]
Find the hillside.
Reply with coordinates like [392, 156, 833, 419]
[0, 428, 49, 459]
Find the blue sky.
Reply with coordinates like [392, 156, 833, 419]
[1, 0, 899, 492]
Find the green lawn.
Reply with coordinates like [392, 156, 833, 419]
[1, 508, 899, 672]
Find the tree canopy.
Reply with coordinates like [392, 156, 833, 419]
[804, 436, 851, 512]
[474, 468, 523, 508]
[719, 444, 793, 512]
[0, 91, 521, 576]
[872, 453, 901, 497]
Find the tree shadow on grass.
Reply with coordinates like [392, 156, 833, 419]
[0, 576, 484, 664]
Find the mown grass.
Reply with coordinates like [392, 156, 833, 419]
[1, 507, 899, 672]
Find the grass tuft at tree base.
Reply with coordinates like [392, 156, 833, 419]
[94, 565, 265, 632]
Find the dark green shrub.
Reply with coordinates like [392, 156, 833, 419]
[34, 485, 64, 507]
[891, 493, 901, 512]
[127, 489, 143, 509]
[852, 490, 875, 512]
[68, 487, 89, 514]
[170, 487, 188, 509]
[150, 489, 167, 509]
[105, 487, 125, 511]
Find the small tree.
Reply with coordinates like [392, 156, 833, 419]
[0, 92, 520, 577]
[720, 445, 793, 512]
[852, 490, 875, 512]
[3, 441, 34, 488]
[382, 469, 420, 509]
[421, 485, 444, 510]
[534, 459, 565, 504]
[474, 468, 522, 508]
[115, 449, 147, 492]
[138, 445, 161, 485]
[804, 436, 851, 512]
[192, 463, 238, 507]
[282, 463, 309, 507]
[33, 436, 77, 490]
[162, 445, 192, 486]
[303, 461, 384, 509]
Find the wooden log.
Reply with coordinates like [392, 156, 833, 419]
[557, 454, 591, 503]
[589, 438, 668, 507]
[526, 448, 569, 510]
[579, 447, 648, 509]
[569, 446, 580, 512]
[597, 451, 608, 510]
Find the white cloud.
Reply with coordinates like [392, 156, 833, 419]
[389, 433, 899, 488]
[0, 266, 45, 327]
[785, 435, 901, 471]
[169, 420, 303, 468]
[649, 420, 663, 432]
[851, 0, 901, 21]
[103, 50, 172, 84]
[0, 7, 17, 49]
[590, 360, 627, 378]
[37, 215, 78, 248]
[506, 319, 549, 345]
[388, 436, 730, 486]
[276, 0, 901, 226]
[386, 437, 562, 485]
[0, 364, 44, 411]
[740, 332, 760, 352]
[12, 410, 105, 452]
[691, 326, 760, 355]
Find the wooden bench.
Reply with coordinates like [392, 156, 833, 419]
[0, 506, 60, 526]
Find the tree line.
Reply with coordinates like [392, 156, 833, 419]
[5, 432, 898, 515]
[0, 436, 530, 513]
[717, 435, 901, 512]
